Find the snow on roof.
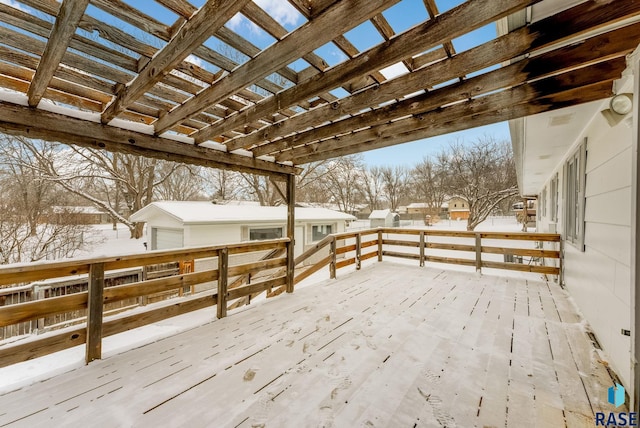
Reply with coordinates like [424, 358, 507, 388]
[368, 209, 391, 219]
[406, 202, 429, 209]
[130, 201, 355, 224]
[52, 206, 106, 215]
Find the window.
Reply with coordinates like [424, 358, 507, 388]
[540, 187, 547, 218]
[311, 224, 332, 241]
[249, 227, 283, 240]
[550, 173, 558, 222]
[564, 140, 586, 250]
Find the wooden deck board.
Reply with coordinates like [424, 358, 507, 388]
[0, 262, 623, 427]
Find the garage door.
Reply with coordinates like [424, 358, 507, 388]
[152, 228, 184, 250]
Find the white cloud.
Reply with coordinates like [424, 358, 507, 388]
[0, 0, 27, 12]
[227, 13, 244, 30]
[380, 62, 410, 80]
[254, 0, 302, 27]
[227, 12, 262, 35]
[185, 55, 204, 68]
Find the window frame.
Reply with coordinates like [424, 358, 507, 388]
[550, 173, 558, 223]
[310, 223, 333, 243]
[563, 139, 587, 251]
[248, 226, 284, 241]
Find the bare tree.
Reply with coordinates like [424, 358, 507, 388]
[154, 163, 207, 201]
[3, 137, 181, 238]
[240, 174, 283, 206]
[380, 165, 409, 212]
[322, 155, 364, 213]
[357, 166, 385, 211]
[411, 156, 448, 217]
[240, 160, 333, 206]
[205, 168, 243, 202]
[442, 137, 518, 230]
[0, 137, 97, 264]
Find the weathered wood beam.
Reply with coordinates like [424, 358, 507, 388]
[296, 84, 614, 165]
[261, 23, 638, 159]
[101, 0, 250, 124]
[27, 0, 90, 108]
[0, 102, 299, 177]
[195, 0, 540, 146]
[286, 60, 622, 164]
[422, 0, 456, 58]
[154, 0, 398, 135]
[291, 81, 615, 165]
[244, 0, 640, 155]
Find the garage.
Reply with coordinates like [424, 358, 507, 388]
[151, 227, 184, 250]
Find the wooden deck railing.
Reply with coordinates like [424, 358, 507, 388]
[0, 239, 288, 367]
[0, 228, 561, 368]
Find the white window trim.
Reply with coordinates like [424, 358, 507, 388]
[309, 223, 335, 243]
[563, 139, 587, 251]
[247, 225, 284, 241]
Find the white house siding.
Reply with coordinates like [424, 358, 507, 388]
[537, 109, 633, 389]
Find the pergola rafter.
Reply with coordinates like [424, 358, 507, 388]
[0, 0, 636, 177]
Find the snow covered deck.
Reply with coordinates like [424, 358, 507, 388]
[0, 262, 621, 427]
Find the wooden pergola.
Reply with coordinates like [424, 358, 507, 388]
[0, 0, 638, 178]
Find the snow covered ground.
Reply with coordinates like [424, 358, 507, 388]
[74, 224, 147, 258]
[0, 263, 618, 426]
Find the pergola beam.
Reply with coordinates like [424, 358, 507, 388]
[197, 0, 541, 147]
[27, 0, 90, 108]
[287, 63, 621, 164]
[247, 0, 640, 156]
[265, 22, 639, 159]
[154, 0, 399, 135]
[293, 81, 614, 164]
[101, 0, 250, 124]
[0, 102, 299, 178]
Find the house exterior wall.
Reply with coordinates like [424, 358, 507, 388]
[536, 106, 633, 389]
[449, 210, 470, 220]
[447, 197, 470, 220]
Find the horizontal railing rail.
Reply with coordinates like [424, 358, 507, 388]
[0, 238, 289, 367]
[0, 228, 561, 369]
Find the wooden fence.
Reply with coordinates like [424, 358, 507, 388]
[0, 229, 560, 368]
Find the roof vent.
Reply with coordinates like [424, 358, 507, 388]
[548, 113, 574, 127]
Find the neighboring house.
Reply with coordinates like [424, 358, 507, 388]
[48, 206, 110, 225]
[129, 202, 355, 265]
[406, 203, 428, 215]
[368, 209, 399, 227]
[297, 202, 368, 218]
[508, 43, 639, 399]
[447, 197, 470, 220]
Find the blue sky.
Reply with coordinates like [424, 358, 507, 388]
[2, 0, 509, 167]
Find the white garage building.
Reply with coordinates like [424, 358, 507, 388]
[130, 201, 355, 260]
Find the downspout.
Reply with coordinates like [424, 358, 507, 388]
[632, 48, 640, 411]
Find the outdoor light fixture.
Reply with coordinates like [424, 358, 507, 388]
[601, 93, 634, 127]
[610, 93, 633, 115]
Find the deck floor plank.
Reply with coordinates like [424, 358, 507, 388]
[0, 262, 621, 427]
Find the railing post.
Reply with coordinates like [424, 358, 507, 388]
[355, 233, 361, 270]
[217, 247, 228, 319]
[86, 262, 104, 364]
[330, 236, 337, 279]
[285, 173, 295, 293]
[419, 231, 425, 267]
[475, 233, 482, 273]
[377, 230, 383, 262]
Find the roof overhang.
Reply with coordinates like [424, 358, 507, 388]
[501, 0, 640, 196]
